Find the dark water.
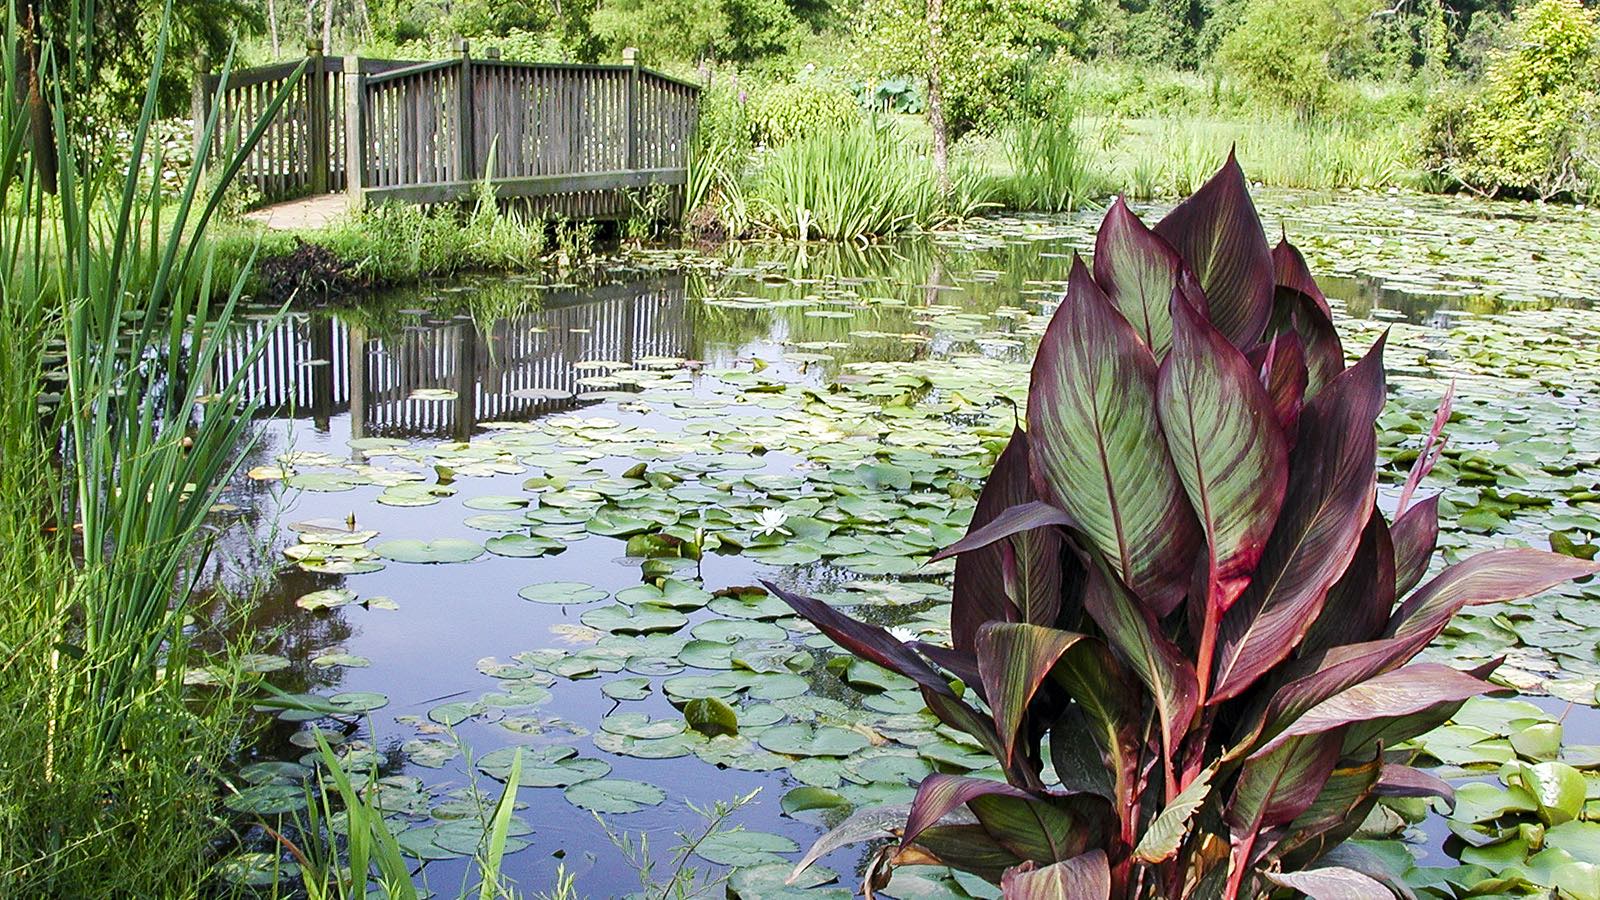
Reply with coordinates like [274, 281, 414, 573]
[207, 222, 1571, 897]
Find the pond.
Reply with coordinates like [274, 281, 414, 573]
[212, 189, 1600, 897]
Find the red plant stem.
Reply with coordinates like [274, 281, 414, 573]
[1224, 836, 1256, 900]
[1193, 586, 1221, 727]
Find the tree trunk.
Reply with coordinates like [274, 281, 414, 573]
[267, 0, 281, 56]
[322, 0, 336, 51]
[925, 0, 950, 196]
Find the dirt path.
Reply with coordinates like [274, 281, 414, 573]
[243, 194, 352, 231]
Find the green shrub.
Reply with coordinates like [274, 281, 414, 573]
[1422, 0, 1600, 200]
[749, 78, 862, 145]
[1217, 0, 1379, 116]
[590, 0, 800, 62]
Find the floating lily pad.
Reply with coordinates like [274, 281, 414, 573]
[373, 538, 484, 563]
[695, 830, 799, 867]
[519, 581, 609, 604]
[582, 603, 687, 634]
[756, 723, 871, 758]
[563, 778, 667, 814]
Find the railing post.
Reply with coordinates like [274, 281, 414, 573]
[307, 38, 329, 194]
[455, 37, 475, 182]
[343, 58, 366, 212]
[190, 50, 211, 162]
[624, 47, 640, 172]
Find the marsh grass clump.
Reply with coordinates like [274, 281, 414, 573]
[770, 156, 1599, 898]
[748, 120, 984, 241]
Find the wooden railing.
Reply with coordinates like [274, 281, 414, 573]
[195, 42, 699, 219]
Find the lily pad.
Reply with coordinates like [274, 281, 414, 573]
[563, 778, 667, 813]
[373, 538, 484, 564]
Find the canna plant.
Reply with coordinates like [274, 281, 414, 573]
[768, 155, 1600, 899]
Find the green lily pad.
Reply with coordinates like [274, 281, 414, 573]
[581, 603, 687, 634]
[519, 581, 610, 604]
[756, 724, 871, 757]
[373, 538, 484, 563]
[563, 778, 667, 813]
[695, 830, 799, 867]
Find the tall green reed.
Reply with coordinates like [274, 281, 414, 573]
[748, 120, 979, 242]
[0, 0, 292, 892]
[1000, 103, 1103, 212]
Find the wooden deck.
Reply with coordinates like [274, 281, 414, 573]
[195, 42, 700, 222]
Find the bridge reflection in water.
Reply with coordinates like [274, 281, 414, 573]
[215, 276, 693, 440]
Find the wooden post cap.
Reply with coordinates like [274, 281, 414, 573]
[622, 47, 639, 64]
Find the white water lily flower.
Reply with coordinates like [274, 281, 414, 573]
[754, 508, 791, 537]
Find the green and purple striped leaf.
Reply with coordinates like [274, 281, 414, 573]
[1209, 335, 1388, 705]
[1093, 197, 1187, 358]
[1028, 258, 1201, 615]
[1247, 332, 1309, 444]
[902, 775, 1110, 865]
[1226, 732, 1344, 836]
[1153, 151, 1275, 349]
[1390, 495, 1440, 597]
[1252, 663, 1491, 758]
[1299, 511, 1396, 657]
[1157, 287, 1288, 612]
[1387, 548, 1600, 644]
[1048, 640, 1142, 843]
[975, 622, 1090, 769]
[1081, 553, 1199, 771]
[952, 431, 1064, 650]
[1000, 852, 1112, 900]
[1271, 287, 1345, 397]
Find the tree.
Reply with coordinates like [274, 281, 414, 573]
[1216, 0, 1379, 116]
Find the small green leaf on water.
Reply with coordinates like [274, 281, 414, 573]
[684, 696, 739, 737]
[780, 785, 850, 817]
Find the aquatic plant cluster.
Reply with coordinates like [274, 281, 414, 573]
[770, 158, 1600, 897]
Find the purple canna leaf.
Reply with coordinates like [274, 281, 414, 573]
[1282, 752, 1382, 843]
[1272, 237, 1332, 319]
[1390, 495, 1440, 597]
[952, 430, 1064, 651]
[1375, 764, 1455, 808]
[933, 500, 1076, 563]
[764, 580, 1028, 784]
[1094, 197, 1188, 358]
[1386, 548, 1600, 644]
[1272, 287, 1345, 397]
[1081, 553, 1198, 796]
[1251, 663, 1491, 758]
[975, 622, 1091, 769]
[1028, 258, 1201, 615]
[1247, 332, 1309, 445]
[1157, 286, 1289, 614]
[1300, 511, 1396, 657]
[1226, 731, 1345, 883]
[1396, 381, 1454, 516]
[1154, 151, 1275, 349]
[902, 774, 1110, 865]
[1000, 851, 1112, 900]
[1210, 335, 1388, 705]
[1048, 641, 1143, 849]
[1262, 866, 1393, 899]
[764, 580, 948, 695]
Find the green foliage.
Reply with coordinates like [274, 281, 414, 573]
[0, 2, 281, 895]
[748, 77, 861, 145]
[853, 0, 1099, 133]
[1423, 0, 1600, 200]
[997, 98, 1105, 211]
[771, 158, 1600, 897]
[747, 119, 984, 240]
[1216, 0, 1380, 116]
[590, 0, 802, 62]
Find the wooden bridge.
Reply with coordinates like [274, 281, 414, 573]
[195, 41, 700, 222]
